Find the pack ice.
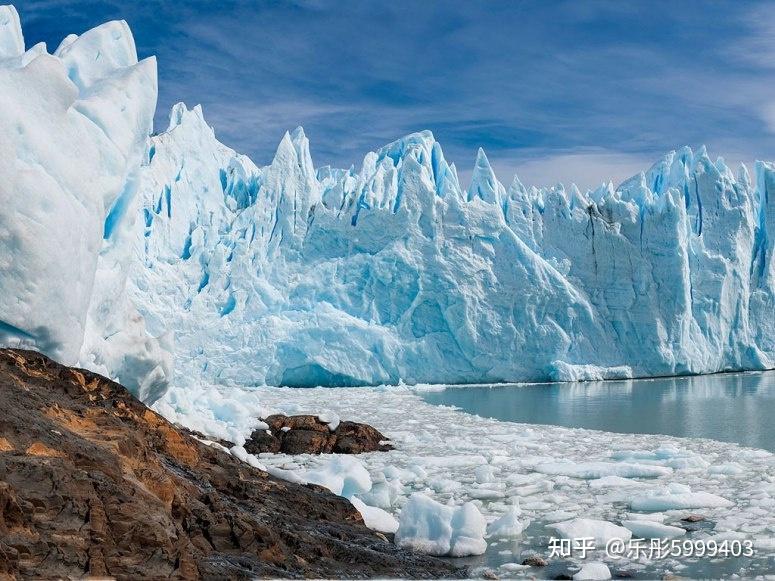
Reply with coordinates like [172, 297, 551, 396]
[1, 6, 775, 399]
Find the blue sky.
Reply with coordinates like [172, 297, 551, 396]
[15, 0, 775, 189]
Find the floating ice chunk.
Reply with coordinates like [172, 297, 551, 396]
[265, 465, 307, 484]
[351, 497, 399, 534]
[573, 562, 611, 580]
[414, 455, 488, 467]
[510, 480, 555, 497]
[550, 362, 632, 382]
[500, 563, 530, 573]
[303, 456, 372, 498]
[449, 501, 488, 557]
[395, 494, 454, 556]
[623, 512, 665, 522]
[622, 520, 686, 539]
[487, 506, 530, 538]
[629, 488, 733, 511]
[589, 476, 650, 488]
[475, 464, 496, 483]
[395, 493, 487, 557]
[544, 509, 577, 523]
[551, 518, 632, 544]
[610, 447, 709, 469]
[536, 461, 672, 479]
[357, 476, 399, 509]
[470, 488, 505, 500]
[709, 463, 745, 475]
[429, 478, 461, 493]
[753, 537, 775, 552]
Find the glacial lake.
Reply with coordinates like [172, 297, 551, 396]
[420, 371, 775, 451]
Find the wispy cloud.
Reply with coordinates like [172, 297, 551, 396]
[16, 0, 775, 189]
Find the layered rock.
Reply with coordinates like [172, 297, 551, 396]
[0, 349, 461, 579]
[245, 415, 393, 455]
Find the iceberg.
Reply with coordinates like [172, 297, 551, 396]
[621, 520, 686, 539]
[394, 493, 487, 557]
[1, 6, 774, 401]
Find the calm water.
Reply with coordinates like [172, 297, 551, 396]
[420, 371, 775, 451]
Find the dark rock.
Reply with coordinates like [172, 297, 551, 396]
[266, 414, 331, 433]
[243, 429, 281, 454]
[0, 349, 463, 580]
[183, 427, 236, 450]
[522, 555, 548, 567]
[246, 414, 393, 455]
[280, 428, 336, 454]
[334, 421, 394, 454]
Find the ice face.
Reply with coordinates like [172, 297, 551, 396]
[1, 7, 775, 401]
[0, 6, 170, 401]
[128, 100, 775, 395]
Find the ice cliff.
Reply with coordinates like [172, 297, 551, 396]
[0, 6, 171, 401]
[1, 7, 773, 401]
[134, 108, 775, 393]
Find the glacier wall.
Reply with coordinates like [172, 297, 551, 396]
[0, 6, 773, 401]
[0, 6, 172, 401]
[132, 104, 775, 392]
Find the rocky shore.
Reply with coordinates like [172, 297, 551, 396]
[0, 349, 462, 580]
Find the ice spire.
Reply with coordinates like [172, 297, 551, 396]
[467, 148, 505, 205]
[0, 5, 23, 60]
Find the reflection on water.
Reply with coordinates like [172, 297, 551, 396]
[420, 371, 775, 451]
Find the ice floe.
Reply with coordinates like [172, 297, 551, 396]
[169, 382, 775, 577]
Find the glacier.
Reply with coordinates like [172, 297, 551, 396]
[0, 5, 171, 401]
[134, 105, 775, 395]
[0, 6, 774, 402]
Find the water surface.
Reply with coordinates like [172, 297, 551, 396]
[420, 371, 775, 451]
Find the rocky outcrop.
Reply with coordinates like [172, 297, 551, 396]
[245, 415, 394, 455]
[0, 349, 461, 580]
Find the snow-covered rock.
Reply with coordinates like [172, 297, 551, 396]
[395, 493, 487, 557]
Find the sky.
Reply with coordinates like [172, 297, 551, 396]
[14, 0, 775, 190]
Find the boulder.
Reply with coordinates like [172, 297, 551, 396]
[245, 414, 394, 455]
